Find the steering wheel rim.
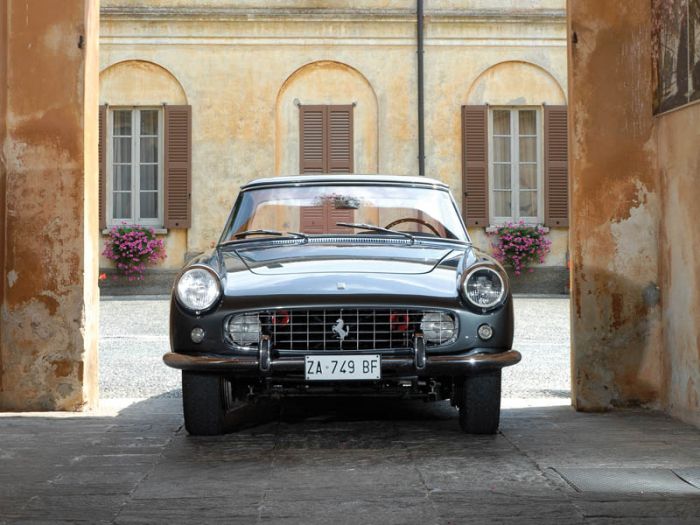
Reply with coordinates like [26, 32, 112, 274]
[384, 217, 441, 236]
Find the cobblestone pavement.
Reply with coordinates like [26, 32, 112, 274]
[2, 398, 700, 523]
[99, 296, 571, 400]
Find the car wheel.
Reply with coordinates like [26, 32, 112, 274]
[182, 372, 234, 436]
[458, 369, 501, 435]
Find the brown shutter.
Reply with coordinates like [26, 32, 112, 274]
[300, 205, 326, 234]
[300, 105, 326, 173]
[461, 106, 489, 227]
[164, 105, 192, 229]
[544, 105, 569, 227]
[98, 105, 107, 230]
[328, 105, 353, 173]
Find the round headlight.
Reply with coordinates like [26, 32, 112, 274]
[420, 312, 456, 344]
[176, 267, 221, 312]
[463, 267, 506, 309]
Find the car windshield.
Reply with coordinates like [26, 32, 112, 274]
[220, 183, 468, 243]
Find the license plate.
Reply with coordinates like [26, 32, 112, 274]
[305, 355, 381, 381]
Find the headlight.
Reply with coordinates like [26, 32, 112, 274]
[420, 312, 456, 344]
[226, 314, 261, 346]
[463, 266, 506, 309]
[176, 267, 222, 313]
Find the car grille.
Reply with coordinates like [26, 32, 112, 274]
[226, 308, 457, 352]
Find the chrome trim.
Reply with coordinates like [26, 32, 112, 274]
[460, 264, 509, 311]
[223, 307, 459, 353]
[163, 349, 522, 374]
[259, 335, 271, 372]
[174, 264, 223, 315]
[414, 333, 426, 370]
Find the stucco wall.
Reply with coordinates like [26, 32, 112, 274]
[568, 0, 663, 410]
[656, 105, 700, 427]
[0, 0, 100, 410]
[100, 3, 568, 267]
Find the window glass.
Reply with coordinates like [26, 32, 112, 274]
[223, 185, 467, 242]
[490, 108, 541, 223]
[109, 109, 161, 225]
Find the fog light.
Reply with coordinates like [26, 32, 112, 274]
[190, 327, 206, 344]
[420, 312, 456, 344]
[477, 324, 493, 341]
[226, 314, 261, 346]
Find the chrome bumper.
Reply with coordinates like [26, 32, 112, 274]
[163, 349, 521, 376]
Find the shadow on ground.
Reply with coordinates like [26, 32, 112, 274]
[2, 394, 700, 524]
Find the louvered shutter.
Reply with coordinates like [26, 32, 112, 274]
[300, 106, 326, 173]
[300, 205, 326, 234]
[164, 105, 192, 229]
[328, 105, 353, 173]
[327, 204, 354, 233]
[461, 106, 489, 227]
[98, 105, 107, 230]
[544, 105, 569, 227]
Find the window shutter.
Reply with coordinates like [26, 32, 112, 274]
[300, 105, 326, 173]
[98, 105, 107, 230]
[164, 105, 192, 229]
[328, 105, 353, 173]
[544, 105, 569, 227]
[461, 106, 489, 227]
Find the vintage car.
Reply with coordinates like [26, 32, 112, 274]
[164, 175, 520, 435]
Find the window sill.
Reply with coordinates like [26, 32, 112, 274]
[485, 224, 549, 234]
[102, 227, 168, 235]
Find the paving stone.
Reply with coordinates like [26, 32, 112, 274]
[2, 398, 700, 522]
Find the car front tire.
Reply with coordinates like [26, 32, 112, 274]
[458, 370, 502, 435]
[182, 372, 233, 436]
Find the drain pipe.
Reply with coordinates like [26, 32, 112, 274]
[417, 0, 425, 176]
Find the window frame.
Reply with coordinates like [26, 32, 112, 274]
[106, 106, 165, 227]
[487, 106, 544, 225]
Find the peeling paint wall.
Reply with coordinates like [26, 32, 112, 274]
[657, 106, 700, 427]
[568, 0, 663, 410]
[100, 1, 568, 264]
[0, 1, 100, 411]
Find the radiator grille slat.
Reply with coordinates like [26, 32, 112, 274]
[225, 308, 456, 352]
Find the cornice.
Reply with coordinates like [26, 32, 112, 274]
[101, 6, 567, 24]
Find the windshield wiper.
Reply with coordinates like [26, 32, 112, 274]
[336, 222, 415, 243]
[219, 229, 308, 246]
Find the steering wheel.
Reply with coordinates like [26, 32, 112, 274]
[384, 217, 441, 236]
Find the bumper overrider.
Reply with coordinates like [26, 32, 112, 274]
[164, 334, 521, 376]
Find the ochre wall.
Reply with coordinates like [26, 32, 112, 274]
[657, 106, 700, 427]
[100, 2, 568, 262]
[568, 0, 664, 410]
[0, 0, 100, 411]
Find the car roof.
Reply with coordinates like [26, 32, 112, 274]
[240, 174, 450, 190]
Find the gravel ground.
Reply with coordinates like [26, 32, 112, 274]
[99, 296, 571, 399]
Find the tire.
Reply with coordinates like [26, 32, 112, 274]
[182, 372, 234, 436]
[458, 369, 502, 434]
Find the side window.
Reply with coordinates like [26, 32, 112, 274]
[108, 108, 163, 226]
[489, 108, 542, 224]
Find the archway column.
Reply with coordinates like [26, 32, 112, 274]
[567, 0, 663, 411]
[0, 0, 100, 411]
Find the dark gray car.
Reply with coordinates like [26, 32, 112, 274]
[164, 175, 520, 435]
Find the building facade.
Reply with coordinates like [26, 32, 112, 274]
[98, 0, 568, 289]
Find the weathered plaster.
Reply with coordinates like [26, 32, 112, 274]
[568, 0, 663, 411]
[0, 0, 99, 411]
[656, 104, 700, 427]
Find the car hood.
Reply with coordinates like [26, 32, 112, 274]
[213, 242, 468, 309]
[230, 243, 456, 275]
